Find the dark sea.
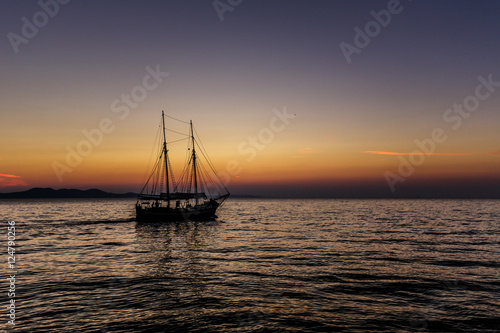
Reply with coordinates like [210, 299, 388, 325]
[1, 198, 499, 332]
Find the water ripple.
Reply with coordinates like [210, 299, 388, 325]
[2, 198, 499, 332]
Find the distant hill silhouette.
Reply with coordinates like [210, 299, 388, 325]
[0, 187, 137, 199]
[230, 194, 262, 198]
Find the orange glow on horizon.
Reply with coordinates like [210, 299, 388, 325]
[362, 151, 473, 156]
[1, 109, 499, 195]
[1, 142, 499, 194]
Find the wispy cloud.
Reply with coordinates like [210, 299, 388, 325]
[291, 147, 320, 158]
[490, 150, 500, 155]
[0, 173, 21, 178]
[299, 147, 315, 154]
[362, 151, 472, 156]
[0, 173, 27, 188]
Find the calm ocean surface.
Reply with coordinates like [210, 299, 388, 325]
[1, 198, 499, 332]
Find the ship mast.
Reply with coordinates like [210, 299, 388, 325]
[162, 111, 170, 207]
[190, 120, 198, 206]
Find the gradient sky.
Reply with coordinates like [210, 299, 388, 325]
[1, 0, 500, 197]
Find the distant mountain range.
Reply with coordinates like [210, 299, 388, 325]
[0, 187, 258, 199]
[0, 188, 137, 199]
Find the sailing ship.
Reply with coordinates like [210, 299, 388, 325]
[136, 111, 229, 222]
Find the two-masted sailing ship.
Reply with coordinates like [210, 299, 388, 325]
[136, 111, 229, 222]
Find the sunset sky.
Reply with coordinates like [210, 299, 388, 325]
[1, 0, 499, 197]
